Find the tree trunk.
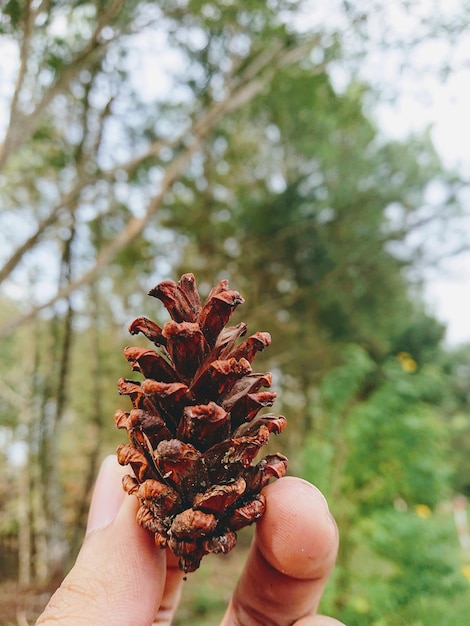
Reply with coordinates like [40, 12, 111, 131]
[69, 278, 105, 558]
[17, 458, 31, 588]
[34, 222, 77, 582]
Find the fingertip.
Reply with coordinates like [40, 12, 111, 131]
[38, 456, 171, 626]
[221, 478, 339, 625]
[256, 477, 338, 580]
[295, 617, 346, 625]
[86, 454, 128, 533]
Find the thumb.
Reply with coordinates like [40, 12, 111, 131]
[37, 456, 166, 626]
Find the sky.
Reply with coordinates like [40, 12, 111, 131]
[360, 9, 470, 347]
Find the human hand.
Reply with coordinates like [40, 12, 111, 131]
[36, 455, 344, 626]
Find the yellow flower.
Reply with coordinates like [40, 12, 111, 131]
[415, 504, 432, 518]
[462, 564, 470, 584]
[397, 352, 418, 373]
[351, 595, 370, 614]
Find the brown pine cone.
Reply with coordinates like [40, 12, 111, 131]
[115, 273, 288, 572]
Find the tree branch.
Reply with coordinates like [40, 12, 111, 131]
[0, 39, 319, 337]
[0, 203, 64, 284]
[0, 0, 123, 169]
[0, 86, 115, 284]
[0, 0, 35, 168]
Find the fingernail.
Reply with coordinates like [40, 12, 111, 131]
[86, 455, 128, 533]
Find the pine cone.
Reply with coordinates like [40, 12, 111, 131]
[115, 273, 288, 572]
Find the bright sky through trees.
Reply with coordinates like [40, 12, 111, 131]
[1, 0, 469, 344]
[368, 21, 470, 346]
[285, 0, 470, 345]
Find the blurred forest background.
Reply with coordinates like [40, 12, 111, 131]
[1, 0, 470, 624]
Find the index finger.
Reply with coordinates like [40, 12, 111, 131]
[221, 477, 339, 626]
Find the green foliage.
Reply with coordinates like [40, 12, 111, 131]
[343, 509, 470, 625]
[1, 0, 22, 31]
[300, 345, 464, 622]
[439, 344, 470, 496]
[321, 345, 375, 414]
[346, 361, 450, 510]
[390, 311, 446, 366]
